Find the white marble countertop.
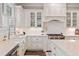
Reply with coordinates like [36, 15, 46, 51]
[0, 40, 18, 56]
[50, 40, 79, 56]
[13, 35, 25, 43]
[64, 35, 79, 37]
[26, 34, 47, 36]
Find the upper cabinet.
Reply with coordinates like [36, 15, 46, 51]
[15, 6, 25, 28]
[66, 3, 79, 28]
[24, 9, 43, 28]
[30, 11, 42, 27]
[66, 11, 77, 27]
[43, 3, 66, 16]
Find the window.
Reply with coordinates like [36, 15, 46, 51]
[2, 3, 4, 14]
[66, 12, 71, 27]
[30, 12, 42, 27]
[6, 5, 12, 18]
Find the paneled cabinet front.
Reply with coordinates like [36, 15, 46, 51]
[50, 40, 68, 56]
[43, 3, 66, 16]
[27, 35, 48, 51]
[17, 36, 27, 56]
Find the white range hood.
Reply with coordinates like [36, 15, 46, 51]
[43, 3, 66, 34]
[47, 19, 65, 34]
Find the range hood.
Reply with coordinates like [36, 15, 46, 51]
[43, 3, 66, 34]
[47, 19, 65, 34]
[48, 19, 64, 23]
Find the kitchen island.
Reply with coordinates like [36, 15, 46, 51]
[49, 40, 79, 56]
[0, 40, 18, 56]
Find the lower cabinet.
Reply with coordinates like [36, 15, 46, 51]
[17, 36, 27, 56]
[17, 40, 27, 56]
[26, 35, 48, 51]
[65, 36, 79, 40]
[50, 41, 68, 56]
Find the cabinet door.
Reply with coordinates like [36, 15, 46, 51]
[55, 47, 64, 56]
[42, 36, 48, 51]
[31, 36, 43, 50]
[31, 42, 43, 50]
[31, 36, 42, 43]
[27, 36, 43, 50]
[18, 42, 24, 56]
[66, 11, 78, 27]
[44, 4, 66, 16]
[26, 36, 32, 49]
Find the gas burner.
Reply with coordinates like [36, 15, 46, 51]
[47, 34, 65, 40]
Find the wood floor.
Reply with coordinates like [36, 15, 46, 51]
[24, 50, 46, 56]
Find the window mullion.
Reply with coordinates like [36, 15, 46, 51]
[71, 12, 73, 27]
[35, 12, 37, 27]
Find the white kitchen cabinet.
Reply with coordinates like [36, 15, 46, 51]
[66, 4, 79, 28]
[26, 35, 48, 51]
[47, 20, 65, 34]
[66, 11, 78, 27]
[16, 36, 27, 56]
[24, 9, 43, 28]
[65, 36, 79, 40]
[17, 41, 25, 56]
[15, 6, 25, 28]
[43, 3, 66, 16]
[49, 40, 68, 56]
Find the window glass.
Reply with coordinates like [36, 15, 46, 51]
[6, 5, 12, 18]
[72, 12, 77, 27]
[37, 12, 41, 27]
[66, 12, 71, 27]
[30, 12, 35, 27]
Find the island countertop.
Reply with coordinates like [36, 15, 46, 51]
[0, 40, 18, 56]
[50, 40, 79, 56]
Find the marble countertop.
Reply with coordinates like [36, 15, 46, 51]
[26, 34, 47, 36]
[50, 40, 79, 56]
[0, 40, 18, 56]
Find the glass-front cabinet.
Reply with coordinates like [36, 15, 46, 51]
[30, 11, 42, 27]
[66, 11, 77, 27]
